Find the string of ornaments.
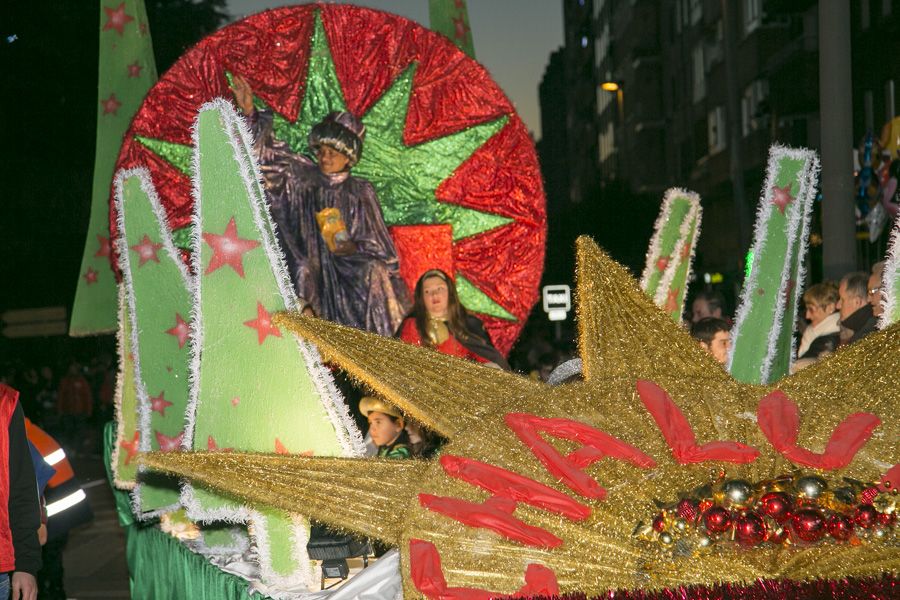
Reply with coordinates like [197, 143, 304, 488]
[636, 471, 897, 552]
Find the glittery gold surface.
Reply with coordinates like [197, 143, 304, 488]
[143, 236, 900, 596]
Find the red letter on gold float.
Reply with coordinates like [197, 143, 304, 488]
[410, 539, 559, 600]
[757, 390, 880, 470]
[637, 380, 760, 464]
[418, 455, 591, 548]
[504, 412, 656, 500]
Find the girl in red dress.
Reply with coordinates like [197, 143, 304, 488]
[398, 269, 509, 370]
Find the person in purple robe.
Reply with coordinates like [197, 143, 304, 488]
[232, 75, 411, 336]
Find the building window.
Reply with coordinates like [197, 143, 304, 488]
[690, 0, 702, 24]
[708, 106, 727, 154]
[581, 35, 589, 48]
[741, 79, 769, 136]
[861, 0, 871, 30]
[594, 0, 606, 19]
[744, 0, 763, 34]
[692, 44, 705, 102]
[596, 24, 609, 64]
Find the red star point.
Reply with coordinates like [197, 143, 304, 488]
[119, 431, 140, 465]
[244, 302, 282, 345]
[130, 234, 163, 266]
[83, 267, 99, 285]
[231, 396, 240, 407]
[101, 93, 122, 116]
[155, 430, 184, 452]
[126, 61, 143, 78]
[275, 438, 290, 455]
[103, 2, 134, 36]
[665, 288, 680, 313]
[165, 313, 191, 349]
[680, 241, 692, 261]
[207, 436, 233, 452]
[150, 391, 173, 417]
[94, 234, 111, 258]
[656, 256, 670, 272]
[453, 16, 469, 40]
[202, 217, 260, 277]
[771, 184, 795, 215]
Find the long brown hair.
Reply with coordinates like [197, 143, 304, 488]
[412, 269, 475, 346]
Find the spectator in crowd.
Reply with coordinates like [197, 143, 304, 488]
[358, 397, 410, 459]
[837, 272, 878, 345]
[797, 282, 841, 361]
[690, 317, 731, 365]
[55, 363, 92, 451]
[691, 290, 726, 324]
[1, 384, 41, 600]
[868, 261, 886, 320]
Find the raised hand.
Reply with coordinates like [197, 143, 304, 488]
[230, 74, 254, 115]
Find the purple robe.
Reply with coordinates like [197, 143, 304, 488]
[251, 110, 410, 336]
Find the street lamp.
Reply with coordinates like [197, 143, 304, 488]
[600, 81, 620, 92]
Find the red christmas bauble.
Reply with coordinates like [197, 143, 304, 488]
[854, 504, 878, 529]
[876, 511, 896, 527]
[826, 514, 855, 541]
[759, 491, 793, 523]
[652, 514, 666, 532]
[677, 498, 699, 523]
[734, 512, 767, 547]
[791, 509, 826, 542]
[767, 526, 791, 544]
[702, 506, 733, 534]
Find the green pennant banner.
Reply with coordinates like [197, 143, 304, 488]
[71, 0, 157, 336]
[640, 189, 702, 323]
[183, 99, 364, 587]
[728, 145, 819, 384]
[429, 0, 476, 58]
[114, 169, 192, 517]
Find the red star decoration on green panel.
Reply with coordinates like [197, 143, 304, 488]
[771, 184, 795, 215]
[165, 313, 191, 348]
[103, 2, 134, 36]
[207, 436, 233, 452]
[113, 6, 546, 353]
[154, 430, 184, 452]
[130, 234, 162, 266]
[94, 235, 111, 258]
[101, 93, 122, 115]
[83, 267, 99, 285]
[150, 391, 173, 416]
[119, 431, 140, 464]
[202, 217, 260, 277]
[127, 61, 143, 78]
[244, 302, 282, 345]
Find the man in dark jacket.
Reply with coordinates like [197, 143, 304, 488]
[837, 272, 878, 346]
[1, 384, 41, 600]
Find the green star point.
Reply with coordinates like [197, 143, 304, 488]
[456, 273, 516, 321]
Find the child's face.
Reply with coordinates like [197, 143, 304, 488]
[368, 411, 403, 447]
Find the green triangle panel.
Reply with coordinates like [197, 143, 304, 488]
[185, 100, 360, 586]
[456, 273, 516, 321]
[116, 169, 193, 517]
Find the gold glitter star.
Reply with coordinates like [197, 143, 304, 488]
[142, 237, 900, 595]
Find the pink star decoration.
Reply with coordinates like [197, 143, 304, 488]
[101, 93, 122, 116]
[244, 302, 282, 345]
[202, 217, 260, 277]
[453, 16, 469, 40]
[83, 267, 99, 285]
[150, 391, 173, 416]
[207, 436, 233, 452]
[155, 430, 184, 452]
[130, 234, 163, 266]
[126, 61, 142, 78]
[119, 431, 140, 465]
[165, 313, 191, 349]
[656, 256, 670, 272]
[103, 2, 134, 36]
[94, 234, 111, 258]
[274, 438, 290, 455]
[680, 241, 692, 261]
[665, 288, 680, 314]
[231, 397, 240, 407]
[771, 184, 795, 215]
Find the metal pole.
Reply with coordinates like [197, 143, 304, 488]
[819, 0, 857, 278]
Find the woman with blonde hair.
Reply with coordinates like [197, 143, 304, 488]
[797, 281, 841, 361]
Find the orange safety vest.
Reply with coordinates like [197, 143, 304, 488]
[24, 418, 74, 487]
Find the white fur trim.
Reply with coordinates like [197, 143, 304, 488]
[879, 216, 900, 329]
